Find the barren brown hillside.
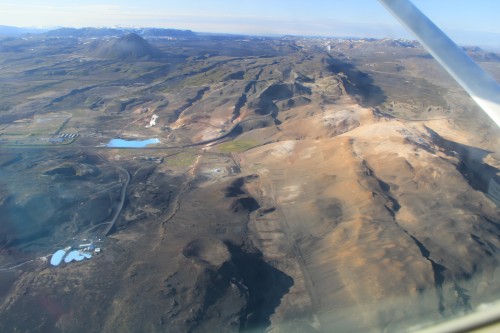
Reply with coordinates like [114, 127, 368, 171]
[0, 34, 499, 333]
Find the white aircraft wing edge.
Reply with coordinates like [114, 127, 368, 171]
[379, 0, 500, 128]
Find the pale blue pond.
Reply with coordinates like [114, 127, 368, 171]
[107, 138, 160, 148]
[64, 250, 92, 263]
[50, 249, 66, 266]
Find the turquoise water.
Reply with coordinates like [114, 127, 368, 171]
[50, 249, 66, 266]
[107, 138, 160, 148]
[64, 250, 92, 263]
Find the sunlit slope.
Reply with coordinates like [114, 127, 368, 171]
[1, 34, 499, 333]
[240, 105, 500, 331]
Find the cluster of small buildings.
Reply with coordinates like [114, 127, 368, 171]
[47, 133, 79, 144]
[50, 238, 102, 267]
[59, 133, 79, 139]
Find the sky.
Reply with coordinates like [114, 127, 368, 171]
[1, 0, 500, 50]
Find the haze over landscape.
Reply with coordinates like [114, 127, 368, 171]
[1, 0, 500, 50]
[0, 1, 500, 332]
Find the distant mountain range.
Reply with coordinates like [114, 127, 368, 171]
[0, 26, 197, 39]
[0, 25, 50, 36]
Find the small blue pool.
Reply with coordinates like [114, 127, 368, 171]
[50, 249, 66, 266]
[106, 138, 160, 148]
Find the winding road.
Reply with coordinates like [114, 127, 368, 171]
[103, 166, 130, 236]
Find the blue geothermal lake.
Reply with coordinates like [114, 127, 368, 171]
[106, 138, 160, 148]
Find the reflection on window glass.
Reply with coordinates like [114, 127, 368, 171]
[0, 1, 499, 332]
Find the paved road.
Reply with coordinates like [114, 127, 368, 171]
[103, 166, 130, 236]
[0, 113, 274, 150]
